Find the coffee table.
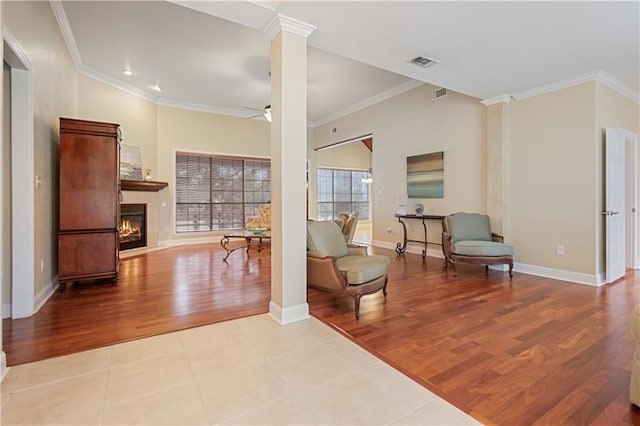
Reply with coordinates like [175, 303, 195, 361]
[220, 230, 271, 262]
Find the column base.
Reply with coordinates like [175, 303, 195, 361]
[269, 300, 309, 325]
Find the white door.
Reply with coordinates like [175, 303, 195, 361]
[605, 127, 626, 283]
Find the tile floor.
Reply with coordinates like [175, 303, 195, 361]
[0, 314, 480, 425]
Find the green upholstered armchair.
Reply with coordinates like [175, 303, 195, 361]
[306, 220, 389, 319]
[442, 212, 514, 278]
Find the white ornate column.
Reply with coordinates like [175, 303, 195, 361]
[265, 15, 315, 324]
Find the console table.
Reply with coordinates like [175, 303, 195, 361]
[394, 214, 445, 257]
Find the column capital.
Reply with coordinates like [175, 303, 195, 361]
[481, 94, 512, 106]
[264, 13, 316, 42]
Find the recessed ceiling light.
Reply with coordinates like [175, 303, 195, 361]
[152, 84, 162, 92]
[410, 56, 439, 69]
[123, 68, 133, 76]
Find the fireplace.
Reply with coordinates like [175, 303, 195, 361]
[120, 203, 147, 250]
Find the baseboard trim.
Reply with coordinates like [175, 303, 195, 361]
[158, 236, 221, 247]
[372, 240, 444, 258]
[373, 240, 603, 286]
[269, 300, 309, 325]
[34, 277, 59, 314]
[514, 262, 602, 286]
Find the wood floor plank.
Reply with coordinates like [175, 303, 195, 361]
[3, 243, 639, 425]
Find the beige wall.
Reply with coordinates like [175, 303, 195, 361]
[508, 83, 597, 274]
[77, 76, 158, 174]
[313, 83, 486, 247]
[316, 140, 370, 171]
[3, 1, 78, 301]
[595, 82, 640, 274]
[156, 106, 270, 242]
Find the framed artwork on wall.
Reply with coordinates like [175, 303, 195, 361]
[407, 151, 444, 198]
[120, 144, 143, 180]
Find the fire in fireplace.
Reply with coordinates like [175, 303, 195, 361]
[120, 203, 147, 250]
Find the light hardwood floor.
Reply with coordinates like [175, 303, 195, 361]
[3, 241, 640, 425]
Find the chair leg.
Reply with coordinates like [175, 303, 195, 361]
[354, 295, 361, 320]
[383, 277, 388, 298]
[508, 262, 514, 279]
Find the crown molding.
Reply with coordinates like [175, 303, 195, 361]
[264, 13, 316, 41]
[2, 26, 32, 70]
[311, 80, 424, 128]
[512, 70, 639, 104]
[78, 66, 158, 104]
[595, 70, 640, 104]
[481, 94, 511, 106]
[49, 0, 82, 71]
[157, 98, 255, 119]
[77, 67, 267, 121]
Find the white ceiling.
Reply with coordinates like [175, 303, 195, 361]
[60, 1, 639, 126]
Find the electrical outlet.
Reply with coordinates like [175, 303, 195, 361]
[40, 259, 45, 271]
[556, 244, 565, 255]
[386, 226, 392, 234]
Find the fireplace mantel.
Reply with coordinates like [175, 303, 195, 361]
[121, 179, 168, 192]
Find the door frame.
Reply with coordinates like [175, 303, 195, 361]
[3, 28, 35, 318]
[623, 129, 639, 269]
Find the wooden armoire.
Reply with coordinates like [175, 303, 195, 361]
[58, 118, 121, 290]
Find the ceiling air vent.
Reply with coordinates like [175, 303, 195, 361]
[410, 55, 439, 69]
[433, 88, 447, 100]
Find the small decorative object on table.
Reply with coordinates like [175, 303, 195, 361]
[415, 203, 424, 216]
[249, 227, 267, 235]
[144, 169, 153, 181]
[396, 193, 409, 216]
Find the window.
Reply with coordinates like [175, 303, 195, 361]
[317, 168, 370, 220]
[175, 153, 270, 232]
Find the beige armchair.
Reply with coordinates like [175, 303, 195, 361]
[307, 220, 389, 319]
[632, 305, 640, 407]
[246, 204, 271, 229]
[442, 212, 514, 278]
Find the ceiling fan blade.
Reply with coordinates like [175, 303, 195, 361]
[243, 106, 266, 112]
[244, 112, 264, 119]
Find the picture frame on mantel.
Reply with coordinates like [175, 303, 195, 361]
[407, 151, 444, 198]
[120, 144, 143, 180]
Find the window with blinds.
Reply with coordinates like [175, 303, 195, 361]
[175, 153, 270, 232]
[317, 168, 370, 221]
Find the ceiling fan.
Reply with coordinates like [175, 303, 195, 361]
[244, 105, 272, 122]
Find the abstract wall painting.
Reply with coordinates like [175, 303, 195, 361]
[407, 151, 444, 198]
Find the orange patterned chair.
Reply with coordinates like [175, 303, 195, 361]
[246, 204, 271, 230]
